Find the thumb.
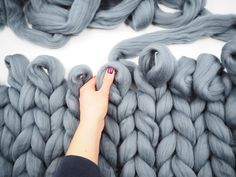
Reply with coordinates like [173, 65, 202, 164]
[100, 67, 115, 95]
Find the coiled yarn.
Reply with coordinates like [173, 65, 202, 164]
[0, 0, 219, 48]
[109, 14, 236, 61]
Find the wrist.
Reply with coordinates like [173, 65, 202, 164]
[79, 118, 105, 134]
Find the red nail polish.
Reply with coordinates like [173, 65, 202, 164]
[107, 67, 113, 74]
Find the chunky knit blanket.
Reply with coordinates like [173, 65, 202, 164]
[0, 38, 236, 177]
[0, 0, 236, 177]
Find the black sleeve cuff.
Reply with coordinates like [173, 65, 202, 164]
[100, 0, 122, 10]
[53, 155, 100, 177]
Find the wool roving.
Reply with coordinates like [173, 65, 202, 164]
[133, 44, 175, 177]
[222, 39, 236, 158]
[1, 42, 236, 177]
[0, 1, 236, 177]
[11, 56, 66, 177]
[0, 85, 11, 177]
[0, 55, 29, 177]
[0, 0, 6, 30]
[109, 14, 236, 61]
[96, 62, 134, 177]
[0, 0, 207, 48]
[194, 54, 235, 177]
[169, 57, 196, 177]
[170, 57, 209, 177]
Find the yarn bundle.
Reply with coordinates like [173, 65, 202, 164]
[0, 0, 218, 48]
[0, 38, 236, 177]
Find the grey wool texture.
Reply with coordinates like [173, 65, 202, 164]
[0, 0, 236, 177]
[0, 0, 209, 48]
[1, 38, 236, 177]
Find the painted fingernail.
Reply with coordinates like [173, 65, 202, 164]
[107, 67, 114, 74]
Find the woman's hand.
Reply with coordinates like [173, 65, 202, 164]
[66, 67, 115, 164]
[79, 67, 115, 132]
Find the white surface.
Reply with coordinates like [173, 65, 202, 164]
[0, 0, 235, 85]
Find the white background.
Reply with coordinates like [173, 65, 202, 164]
[0, 0, 235, 85]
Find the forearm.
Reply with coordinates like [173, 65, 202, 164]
[66, 120, 104, 165]
[66, 68, 114, 165]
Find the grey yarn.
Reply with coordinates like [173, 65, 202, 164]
[0, 0, 5, 29]
[134, 44, 175, 177]
[90, 0, 142, 30]
[193, 53, 235, 177]
[1, 39, 236, 177]
[109, 14, 236, 61]
[0, 85, 11, 177]
[134, 45, 175, 176]
[173, 57, 210, 177]
[0, 55, 29, 177]
[12, 56, 65, 177]
[1, 4, 236, 174]
[4, 0, 70, 48]
[96, 62, 133, 177]
[40, 59, 67, 177]
[169, 57, 196, 177]
[222, 40, 236, 157]
[0, 0, 210, 48]
[153, 0, 206, 28]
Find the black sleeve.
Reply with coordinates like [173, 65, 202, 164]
[100, 0, 122, 9]
[53, 155, 100, 177]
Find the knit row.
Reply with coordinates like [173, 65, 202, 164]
[0, 39, 236, 177]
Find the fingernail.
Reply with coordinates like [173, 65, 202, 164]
[107, 67, 114, 74]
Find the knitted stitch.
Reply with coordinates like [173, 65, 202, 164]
[170, 57, 196, 177]
[0, 1, 236, 177]
[0, 55, 29, 177]
[1, 30, 236, 177]
[96, 62, 132, 177]
[222, 40, 236, 158]
[0, 85, 11, 177]
[134, 44, 175, 177]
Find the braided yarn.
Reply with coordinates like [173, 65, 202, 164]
[134, 44, 175, 177]
[96, 62, 133, 177]
[222, 40, 236, 158]
[0, 85, 10, 177]
[169, 57, 196, 177]
[0, 2, 236, 175]
[0, 55, 29, 177]
[0, 38, 236, 177]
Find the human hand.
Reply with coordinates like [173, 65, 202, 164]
[66, 67, 115, 162]
[79, 67, 115, 132]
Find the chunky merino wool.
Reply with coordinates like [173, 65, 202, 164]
[0, 0, 236, 176]
[0, 86, 11, 177]
[0, 55, 29, 177]
[222, 39, 236, 160]
[96, 62, 134, 177]
[1, 38, 236, 177]
[0, 0, 219, 48]
[109, 14, 236, 61]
